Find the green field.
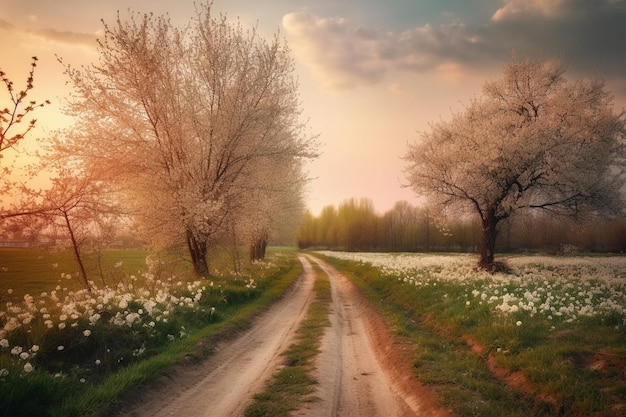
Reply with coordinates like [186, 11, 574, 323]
[0, 248, 152, 301]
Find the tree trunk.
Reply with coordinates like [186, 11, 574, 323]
[424, 214, 431, 251]
[63, 211, 92, 291]
[186, 230, 209, 278]
[229, 222, 241, 274]
[250, 235, 267, 262]
[479, 209, 499, 270]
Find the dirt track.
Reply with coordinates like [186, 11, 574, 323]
[107, 255, 448, 417]
[298, 256, 421, 416]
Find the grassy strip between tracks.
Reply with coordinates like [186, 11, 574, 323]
[244, 260, 331, 417]
[316, 253, 626, 417]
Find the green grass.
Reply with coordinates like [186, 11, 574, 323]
[0, 248, 152, 301]
[316, 254, 626, 417]
[244, 261, 331, 417]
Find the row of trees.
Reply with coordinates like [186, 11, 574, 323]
[1, 4, 317, 286]
[297, 198, 626, 254]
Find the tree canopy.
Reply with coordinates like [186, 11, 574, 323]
[404, 54, 626, 269]
[53, 3, 317, 276]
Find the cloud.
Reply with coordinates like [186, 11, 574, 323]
[25, 27, 96, 47]
[0, 18, 16, 31]
[491, 0, 568, 21]
[282, 12, 391, 88]
[387, 83, 411, 96]
[282, 0, 626, 90]
[282, 12, 484, 89]
[487, 0, 626, 77]
[0, 18, 95, 48]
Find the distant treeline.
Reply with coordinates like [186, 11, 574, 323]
[297, 198, 626, 253]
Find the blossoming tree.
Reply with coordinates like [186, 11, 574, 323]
[233, 157, 307, 262]
[41, 170, 122, 290]
[0, 57, 49, 157]
[1, 57, 51, 219]
[404, 54, 626, 270]
[55, 4, 316, 277]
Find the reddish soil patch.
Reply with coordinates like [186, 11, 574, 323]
[463, 335, 563, 415]
[362, 296, 453, 417]
[463, 335, 626, 415]
[567, 350, 626, 375]
[567, 350, 626, 415]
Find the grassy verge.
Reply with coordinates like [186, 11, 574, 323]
[0, 249, 302, 417]
[316, 254, 626, 417]
[244, 261, 331, 417]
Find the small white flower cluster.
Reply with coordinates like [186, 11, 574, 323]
[0, 342, 39, 375]
[0, 262, 218, 376]
[318, 251, 626, 324]
[484, 276, 626, 323]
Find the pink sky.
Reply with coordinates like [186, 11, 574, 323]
[2, 0, 625, 215]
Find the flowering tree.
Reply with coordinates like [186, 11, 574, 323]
[0, 57, 50, 156]
[1, 57, 51, 219]
[233, 157, 307, 262]
[55, 4, 316, 277]
[41, 170, 123, 290]
[405, 55, 626, 270]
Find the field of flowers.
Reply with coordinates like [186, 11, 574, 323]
[317, 251, 626, 416]
[317, 251, 626, 327]
[0, 251, 286, 416]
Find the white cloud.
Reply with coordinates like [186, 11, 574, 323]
[282, 12, 483, 89]
[26, 27, 97, 47]
[387, 83, 411, 96]
[282, 12, 390, 88]
[0, 17, 96, 48]
[491, 0, 567, 21]
[0, 19, 15, 31]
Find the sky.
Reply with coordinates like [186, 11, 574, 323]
[1, 0, 625, 215]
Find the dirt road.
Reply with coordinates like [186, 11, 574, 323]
[107, 255, 447, 417]
[298, 256, 424, 417]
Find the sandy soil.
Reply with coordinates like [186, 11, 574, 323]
[100, 255, 449, 417]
